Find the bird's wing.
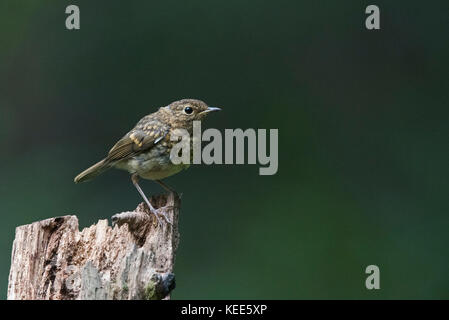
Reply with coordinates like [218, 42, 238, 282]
[105, 123, 169, 163]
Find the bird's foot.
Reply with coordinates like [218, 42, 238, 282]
[142, 203, 173, 227]
[151, 207, 173, 226]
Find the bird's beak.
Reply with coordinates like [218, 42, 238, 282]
[201, 106, 222, 114]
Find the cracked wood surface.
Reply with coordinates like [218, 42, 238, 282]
[7, 193, 180, 300]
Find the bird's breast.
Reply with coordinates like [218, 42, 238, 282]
[114, 144, 189, 180]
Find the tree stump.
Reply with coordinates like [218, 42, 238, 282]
[7, 193, 180, 300]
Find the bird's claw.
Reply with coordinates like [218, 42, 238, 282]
[147, 206, 173, 227]
[157, 209, 173, 225]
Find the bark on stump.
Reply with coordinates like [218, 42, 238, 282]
[7, 193, 180, 300]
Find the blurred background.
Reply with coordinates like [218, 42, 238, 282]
[0, 0, 448, 299]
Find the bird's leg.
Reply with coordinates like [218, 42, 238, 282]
[154, 180, 178, 220]
[156, 179, 176, 195]
[131, 174, 172, 226]
[131, 173, 162, 226]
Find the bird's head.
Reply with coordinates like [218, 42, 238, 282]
[162, 99, 221, 128]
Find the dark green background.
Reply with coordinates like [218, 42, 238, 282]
[1, 1, 448, 299]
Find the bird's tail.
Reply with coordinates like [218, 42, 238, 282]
[74, 159, 111, 183]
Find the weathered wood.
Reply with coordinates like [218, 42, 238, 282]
[7, 193, 180, 300]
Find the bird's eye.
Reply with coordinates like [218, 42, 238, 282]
[184, 106, 193, 115]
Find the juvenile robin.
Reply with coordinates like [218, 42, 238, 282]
[74, 99, 221, 225]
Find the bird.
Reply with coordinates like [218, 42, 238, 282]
[74, 99, 221, 225]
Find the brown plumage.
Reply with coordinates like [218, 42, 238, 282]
[74, 98, 221, 225]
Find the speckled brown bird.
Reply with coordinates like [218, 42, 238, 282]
[74, 99, 221, 225]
